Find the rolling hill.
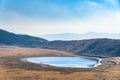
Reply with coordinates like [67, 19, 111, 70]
[0, 29, 48, 47]
[0, 29, 120, 57]
[44, 39, 120, 57]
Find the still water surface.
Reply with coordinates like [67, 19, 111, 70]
[26, 57, 100, 68]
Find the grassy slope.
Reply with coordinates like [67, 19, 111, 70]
[1, 29, 120, 57]
[0, 46, 75, 57]
[45, 39, 120, 57]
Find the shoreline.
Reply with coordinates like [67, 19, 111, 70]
[94, 58, 102, 67]
[1, 46, 119, 80]
[21, 56, 102, 68]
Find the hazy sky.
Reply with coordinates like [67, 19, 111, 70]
[0, 0, 120, 35]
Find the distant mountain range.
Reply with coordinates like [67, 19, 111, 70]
[39, 32, 120, 41]
[0, 29, 120, 57]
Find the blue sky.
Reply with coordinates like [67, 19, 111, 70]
[0, 0, 120, 35]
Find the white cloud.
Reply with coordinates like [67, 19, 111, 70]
[0, 9, 120, 35]
[0, 0, 120, 35]
[106, 0, 119, 8]
[107, 0, 118, 5]
[85, 1, 100, 7]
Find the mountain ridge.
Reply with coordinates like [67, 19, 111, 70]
[39, 32, 120, 41]
[0, 29, 120, 57]
[0, 29, 48, 47]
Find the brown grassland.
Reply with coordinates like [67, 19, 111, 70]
[0, 46, 120, 80]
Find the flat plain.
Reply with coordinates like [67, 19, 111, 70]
[0, 46, 120, 80]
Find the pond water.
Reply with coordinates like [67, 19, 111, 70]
[26, 57, 101, 68]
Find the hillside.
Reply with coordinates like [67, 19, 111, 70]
[44, 39, 120, 57]
[0, 29, 48, 47]
[0, 29, 120, 57]
[0, 47, 74, 57]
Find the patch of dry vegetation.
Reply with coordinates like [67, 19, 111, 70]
[0, 46, 75, 57]
[111, 57, 120, 65]
[0, 46, 120, 80]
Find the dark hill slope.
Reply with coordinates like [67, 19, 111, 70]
[0, 29, 120, 57]
[44, 39, 120, 57]
[0, 29, 48, 47]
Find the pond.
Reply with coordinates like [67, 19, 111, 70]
[25, 57, 101, 68]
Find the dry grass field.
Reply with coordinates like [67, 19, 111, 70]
[0, 46, 120, 80]
[0, 46, 75, 57]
